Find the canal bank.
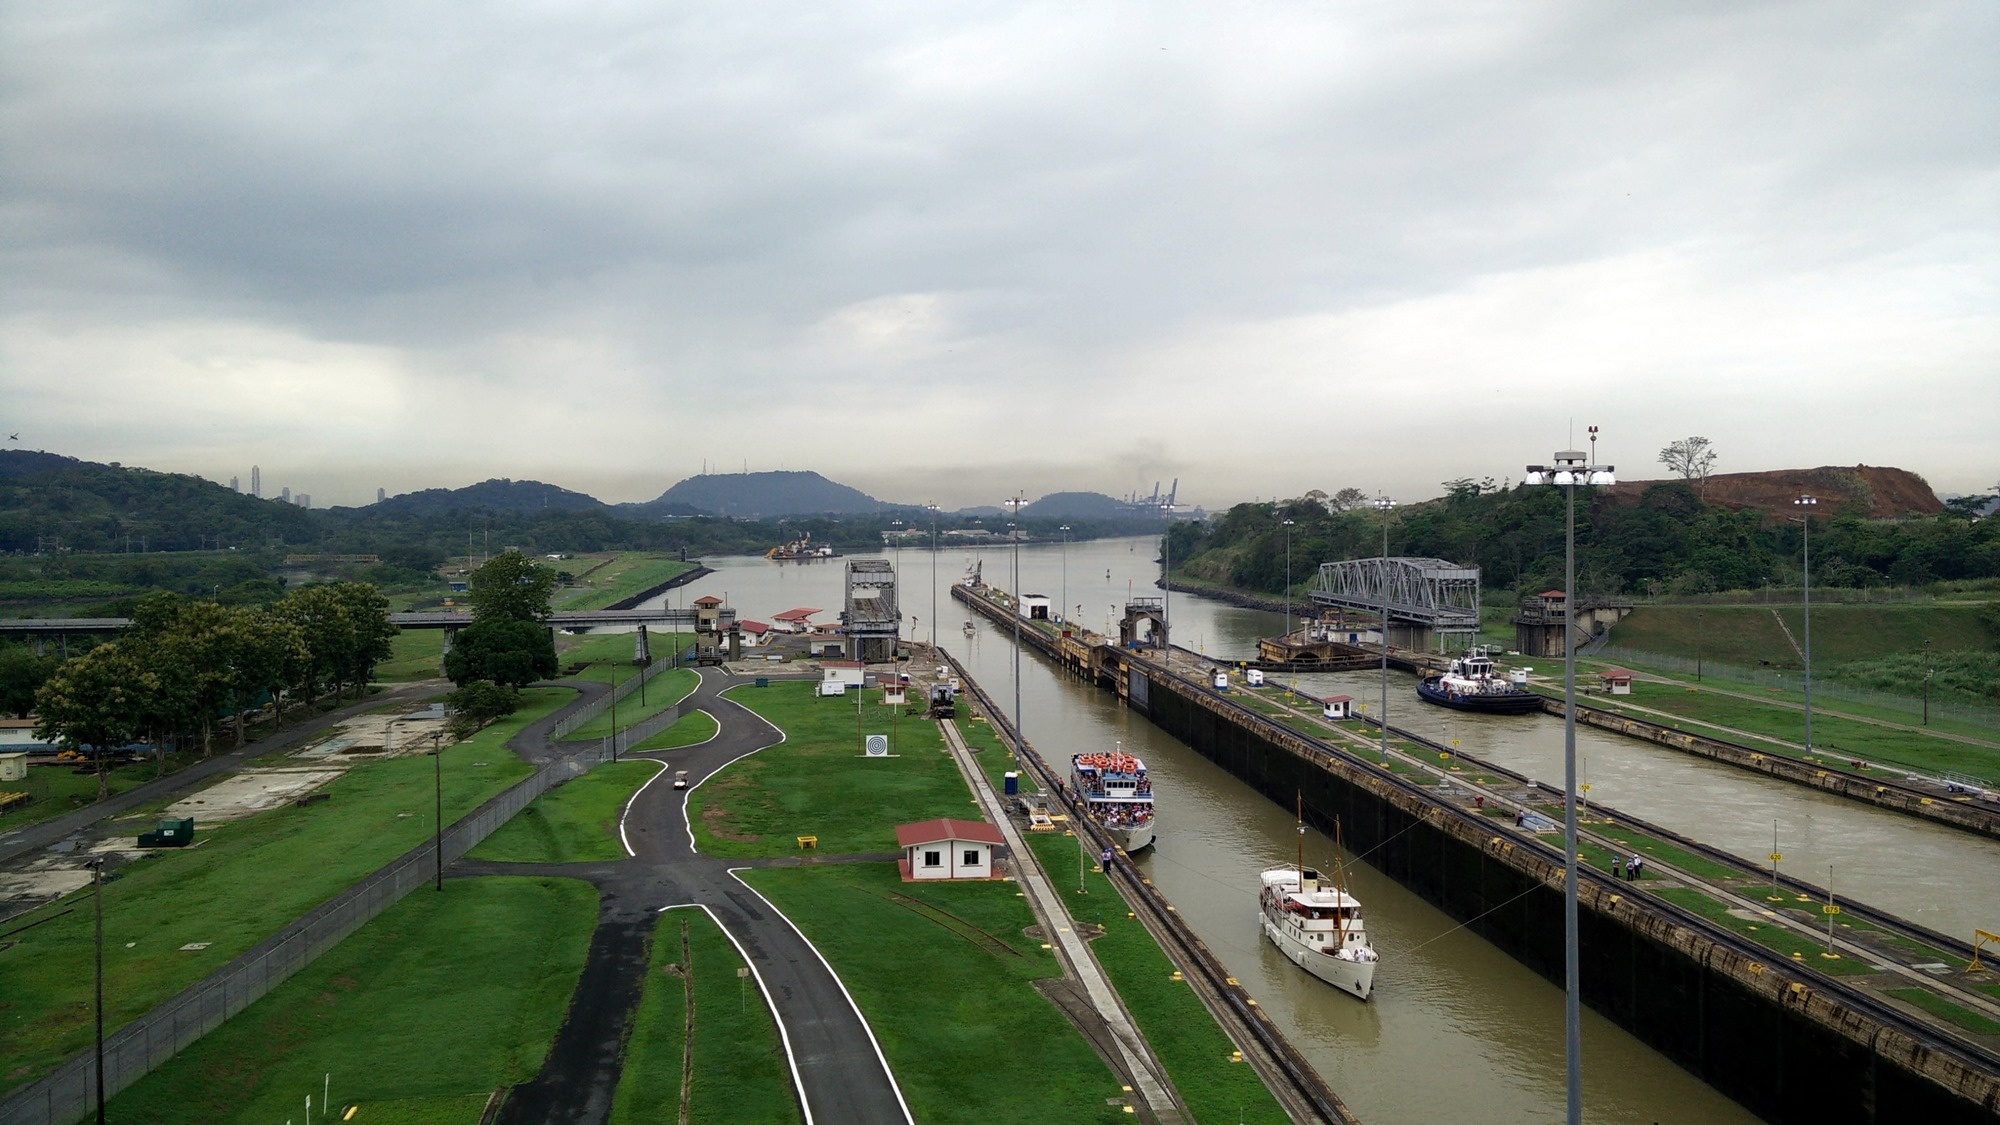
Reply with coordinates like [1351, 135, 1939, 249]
[957, 579, 2000, 1124]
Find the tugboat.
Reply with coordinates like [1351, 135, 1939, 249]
[1069, 745, 1156, 852]
[1259, 796, 1378, 1000]
[1416, 647, 1543, 715]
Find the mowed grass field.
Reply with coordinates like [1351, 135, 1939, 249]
[470, 759, 667, 864]
[690, 682, 976, 857]
[105, 875, 598, 1124]
[634, 709, 718, 751]
[611, 908, 798, 1125]
[1611, 603, 1992, 670]
[557, 556, 697, 611]
[562, 668, 698, 741]
[1022, 832, 1287, 1124]
[741, 862, 1135, 1125]
[0, 687, 571, 1093]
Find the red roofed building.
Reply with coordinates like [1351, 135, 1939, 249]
[1321, 694, 1354, 720]
[693, 595, 724, 607]
[771, 607, 821, 634]
[896, 818, 1007, 882]
[1598, 667, 1636, 695]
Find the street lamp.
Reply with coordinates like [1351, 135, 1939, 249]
[1795, 495, 1818, 755]
[431, 731, 443, 891]
[1159, 498, 1175, 652]
[91, 856, 105, 1124]
[1007, 494, 1026, 755]
[1372, 498, 1394, 765]
[1523, 443, 1615, 1125]
[1282, 517, 1296, 642]
[927, 503, 940, 649]
[1059, 525, 1071, 628]
[1923, 638, 1933, 726]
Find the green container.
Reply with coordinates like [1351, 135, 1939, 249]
[755, 677, 769, 688]
[138, 816, 195, 848]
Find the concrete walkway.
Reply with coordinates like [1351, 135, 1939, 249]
[936, 719, 1188, 1124]
[478, 669, 912, 1125]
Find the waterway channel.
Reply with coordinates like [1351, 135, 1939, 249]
[639, 535, 1989, 1121]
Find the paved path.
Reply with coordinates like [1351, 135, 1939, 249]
[479, 669, 912, 1125]
[0, 681, 444, 868]
[936, 718, 1188, 1124]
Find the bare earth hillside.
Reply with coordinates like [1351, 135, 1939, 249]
[1607, 465, 1941, 519]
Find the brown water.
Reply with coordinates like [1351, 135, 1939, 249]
[642, 537, 2000, 1121]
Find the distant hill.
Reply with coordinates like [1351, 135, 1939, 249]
[0, 449, 319, 552]
[1021, 491, 1126, 519]
[354, 478, 606, 516]
[630, 471, 886, 519]
[1607, 465, 1941, 520]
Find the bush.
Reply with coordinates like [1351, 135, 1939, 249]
[448, 680, 520, 736]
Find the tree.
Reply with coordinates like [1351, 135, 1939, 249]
[1658, 436, 1719, 493]
[0, 643, 59, 719]
[447, 679, 519, 736]
[444, 618, 558, 689]
[35, 644, 155, 800]
[274, 582, 397, 703]
[468, 550, 557, 623]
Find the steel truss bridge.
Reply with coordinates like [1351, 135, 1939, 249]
[1309, 557, 1481, 634]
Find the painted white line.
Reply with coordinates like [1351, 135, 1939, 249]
[617, 759, 673, 858]
[659, 902, 817, 1125]
[724, 867, 915, 1125]
[682, 686, 788, 855]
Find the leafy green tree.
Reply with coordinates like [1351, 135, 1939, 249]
[447, 679, 519, 736]
[274, 582, 397, 703]
[444, 618, 558, 689]
[468, 550, 557, 623]
[35, 643, 156, 800]
[0, 643, 59, 719]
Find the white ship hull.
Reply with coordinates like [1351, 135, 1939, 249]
[1262, 909, 1375, 999]
[1113, 819, 1156, 853]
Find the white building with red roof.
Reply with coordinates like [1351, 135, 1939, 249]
[895, 818, 1007, 882]
[771, 607, 821, 634]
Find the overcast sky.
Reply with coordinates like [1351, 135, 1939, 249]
[3, 2, 1994, 511]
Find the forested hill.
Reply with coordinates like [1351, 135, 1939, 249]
[0, 450, 319, 553]
[353, 479, 607, 516]
[630, 470, 887, 518]
[1170, 472, 2000, 600]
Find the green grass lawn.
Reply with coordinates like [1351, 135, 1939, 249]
[471, 759, 666, 864]
[741, 863, 1131, 1125]
[0, 687, 571, 1093]
[1024, 833, 1287, 1123]
[1611, 603, 1994, 672]
[1, 749, 206, 832]
[557, 633, 695, 685]
[1569, 679, 2000, 784]
[1883, 986, 2000, 1037]
[563, 668, 698, 741]
[633, 710, 719, 752]
[1587, 822, 1741, 883]
[376, 628, 445, 682]
[691, 682, 976, 857]
[105, 875, 597, 1124]
[1651, 887, 1877, 976]
[558, 556, 696, 611]
[611, 908, 799, 1124]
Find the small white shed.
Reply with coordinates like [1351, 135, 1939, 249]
[1322, 695, 1354, 720]
[0, 751, 26, 782]
[821, 662, 865, 689]
[897, 818, 1007, 881]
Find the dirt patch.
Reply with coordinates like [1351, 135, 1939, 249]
[698, 805, 760, 844]
[1607, 465, 1941, 519]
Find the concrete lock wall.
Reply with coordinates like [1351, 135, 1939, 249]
[1137, 674, 1999, 1125]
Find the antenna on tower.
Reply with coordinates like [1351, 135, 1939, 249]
[1588, 425, 1599, 466]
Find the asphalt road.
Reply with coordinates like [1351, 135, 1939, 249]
[485, 669, 912, 1125]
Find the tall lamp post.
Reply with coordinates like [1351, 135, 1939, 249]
[1159, 498, 1175, 654]
[1059, 525, 1071, 628]
[1923, 638, 1932, 725]
[1373, 497, 1394, 764]
[91, 856, 105, 1124]
[1282, 517, 1296, 641]
[1524, 444, 1615, 1125]
[927, 503, 940, 649]
[431, 731, 444, 891]
[1008, 494, 1026, 755]
[1795, 495, 1818, 755]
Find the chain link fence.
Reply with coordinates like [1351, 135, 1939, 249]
[550, 656, 681, 740]
[0, 740, 612, 1125]
[1594, 644, 2000, 729]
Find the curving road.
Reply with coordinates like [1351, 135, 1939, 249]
[480, 669, 912, 1125]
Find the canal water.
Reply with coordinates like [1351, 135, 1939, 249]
[643, 536, 1994, 1122]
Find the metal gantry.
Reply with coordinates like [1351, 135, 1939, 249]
[843, 558, 900, 662]
[1308, 557, 1481, 635]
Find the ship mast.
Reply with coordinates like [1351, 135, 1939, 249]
[1332, 815, 1349, 950]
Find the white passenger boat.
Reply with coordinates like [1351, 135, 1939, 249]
[1259, 799, 1378, 999]
[1069, 745, 1156, 852]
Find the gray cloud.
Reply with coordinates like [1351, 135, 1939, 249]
[4, 1, 1995, 509]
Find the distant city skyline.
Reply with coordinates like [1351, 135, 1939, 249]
[3, 3, 1993, 510]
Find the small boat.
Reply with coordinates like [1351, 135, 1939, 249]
[766, 532, 839, 562]
[1416, 647, 1542, 715]
[962, 620, 976, 636]
[1260, 796, 1377, 999]
[1070, 744, 1155, 852]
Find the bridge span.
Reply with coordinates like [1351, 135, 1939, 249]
[0, 607, 733, 636]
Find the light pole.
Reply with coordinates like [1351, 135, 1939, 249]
[1059, 525, 1071, 628]
[1159, 498, 1175, 653]
[1923, 638, 1932, 726]
[432, 731, 444, 891]
[1282, 517, 1297, 640]
[1524, 443, 1615, 1125]
[1008, 494, 1026, 756]
[927, 503, 940, 649]
[1795, 495, 1818, 756]
[1373, 497, 1394, 765]
[1696, 610, 1705, 682]
[91, 856, 105, 1125]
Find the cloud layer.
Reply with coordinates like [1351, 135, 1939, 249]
[4, 1, 1995, 508]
